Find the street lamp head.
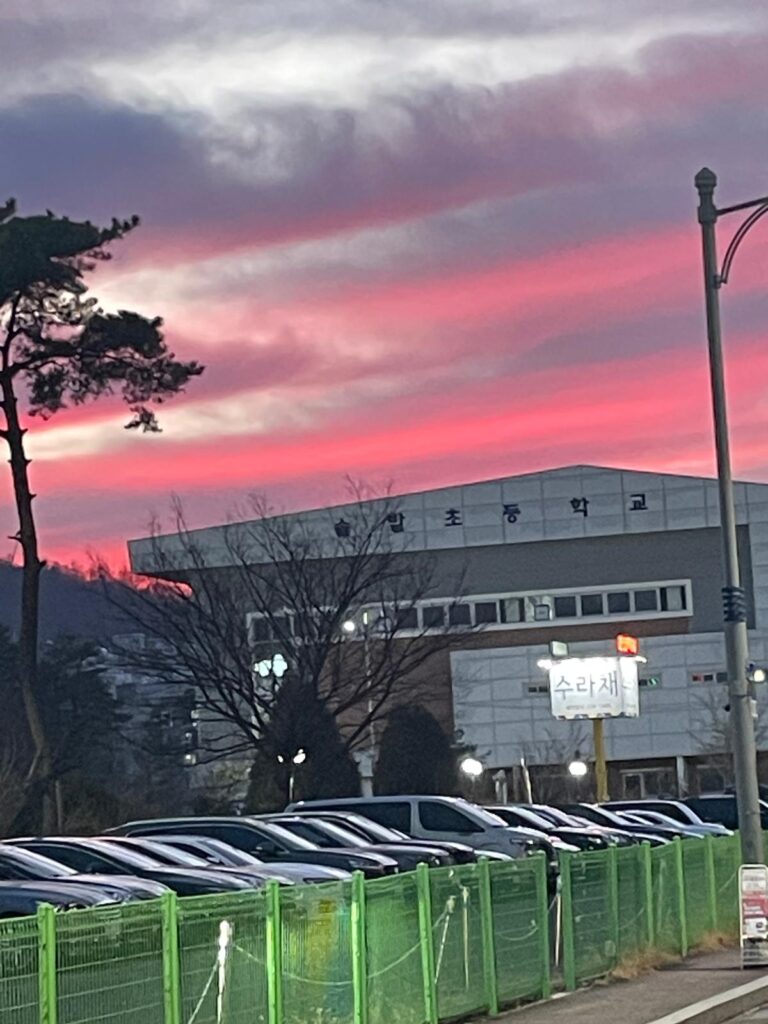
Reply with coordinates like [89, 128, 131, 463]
[568, 758, 588, 778]
[292, 749, 307, 765]
[341, 619, 357, 635]
[460, 756, 484, 779]
[695, 167, 717, 192]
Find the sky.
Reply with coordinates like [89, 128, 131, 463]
[2, 1, 768, 568]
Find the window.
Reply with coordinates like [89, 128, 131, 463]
[639, 675, 662, 688]
[527, 683, 549, 695]
[474, 601, 499, 624]
[395, 607, 418, 630]
[448, 604, 472, 627]
[580, 593, 604, 616]
[661, 585, 686, 612]
[422, 605, 445, 629]
[418, 801, 482, 834]
[500, 597, 525, 623]
[634, 590, 658, 612]
[553, 595, 577, 618]
[607, 591, 631, 614]
[355, 802, 411, 832]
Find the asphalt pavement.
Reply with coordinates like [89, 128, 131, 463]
[489, 948, 768, 1024]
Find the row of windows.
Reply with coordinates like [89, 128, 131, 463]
[397, 581, 690, 633]
[247, 580, 691, 644]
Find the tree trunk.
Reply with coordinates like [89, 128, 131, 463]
[0, 373, 55, 831]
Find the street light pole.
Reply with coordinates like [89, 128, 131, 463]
[695, 167, 765, 864]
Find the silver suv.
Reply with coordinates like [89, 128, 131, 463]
[285, 796, 530, 857]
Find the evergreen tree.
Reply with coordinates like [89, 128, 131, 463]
[245, 678, 360, 811]
[374, 705, 460, 795]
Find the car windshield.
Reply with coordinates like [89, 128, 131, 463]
[0, 847, 77, 878]
[258, 822, 317, 851]
[532, 807, 576, 826]
[121, 840, 209, 867]
[305, 821, 367, 847]
[87, 841, 164, 870]
[336, 817, 406, 842]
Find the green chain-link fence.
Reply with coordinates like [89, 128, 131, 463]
[0, 836, 747, 1023]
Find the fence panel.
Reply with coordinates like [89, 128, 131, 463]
[55, 900, 165, 1024]
[365, 872, 425, 1024]
[177, 890, 268, 1024]
[0, 915, 39, 1024]
[568, 850, 616, 983]
[279, 879, 354, 1024]
[428, 865, 485, 1020]
[682, 840, 711, 947]
[651, 843, 685, 955]
[713, 833, 740, 936]
[491, 857, 550, 1005]
[616, 845, 648, 959]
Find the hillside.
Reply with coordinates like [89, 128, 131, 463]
[0, 562, 135, 641]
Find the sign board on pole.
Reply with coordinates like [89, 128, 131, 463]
[548, 656, 639, 720]
[740, 864, 768, 966]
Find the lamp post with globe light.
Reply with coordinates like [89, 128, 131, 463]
[342, 614, 377, 794]
[277, 748, 307, 803]
[695, 167, 768, 865]
[460, 756, 484, 801]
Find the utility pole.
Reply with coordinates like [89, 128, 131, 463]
[592, 719, 609, 802]
[695, 168, 764, 864]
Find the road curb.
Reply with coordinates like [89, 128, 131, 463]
[648, 973, 768, 1024]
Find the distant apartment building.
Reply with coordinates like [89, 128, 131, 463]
[128, 464, 768, 800]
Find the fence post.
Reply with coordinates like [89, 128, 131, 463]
[478, 858, 499, 1015]
[534, 854, 552, 1000]
[266, 880, 284, 1024]
[37, 903, 57, 1024]
[416, 863, 439, 1024]
[351, 871, 369, 1024]
[608, 845, 620, 966]
[673, 839, 688, 957]
[161, 890, 181, 1024]
[560, 851, 576, 991]
[642, 843, 655, 948]
[705, 836, 719, 933]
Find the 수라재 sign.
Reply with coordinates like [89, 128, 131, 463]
[548, 656, 639, 720]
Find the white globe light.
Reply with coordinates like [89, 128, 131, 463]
[568, 759, 588, 778]
[460, 757, 484, 779]
[293, 749, 307, 765]
[341, 619, 357, 634]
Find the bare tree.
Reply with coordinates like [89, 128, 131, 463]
[99, 490, 468, 776]
[689, 686, 768, 791]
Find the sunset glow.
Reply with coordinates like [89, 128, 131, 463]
[2, 2, 768, 567]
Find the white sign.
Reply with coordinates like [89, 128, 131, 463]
[548, 656, 639, 720]
[740, 864, 768, 965]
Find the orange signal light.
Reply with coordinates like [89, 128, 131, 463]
[616, 633, 639, 656]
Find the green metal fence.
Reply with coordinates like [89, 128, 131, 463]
[0, 836, 745, 1024]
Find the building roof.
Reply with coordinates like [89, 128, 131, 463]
[128, 463, 768, 576]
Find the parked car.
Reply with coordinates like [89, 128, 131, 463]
[604, 799, 732, 834]
[611, 810, 706, 840]
[286, 796, 531, 857]
[683, 794, 768, 830]
[0, 880, 116, 918]
[618, 809, 730, 837]
[525, 805, 638, 846]
[0, 844, 168, 901]
[559, 804, 669, 845]
[484, 805, 612, 851]
[144, 834, 352, 884]
[107, 818, 399, 878]
[97, 837, 295, 887]
[262, 815, 447, 870]
[281, 809, 482, 864]
[7, 838, 256, 896]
